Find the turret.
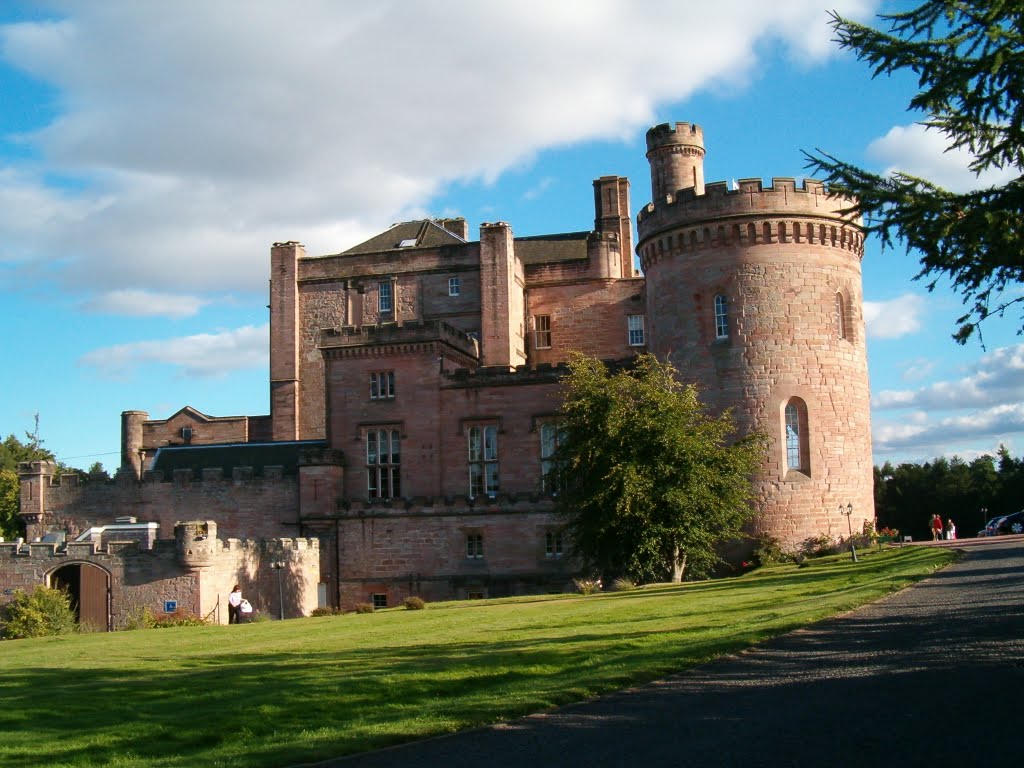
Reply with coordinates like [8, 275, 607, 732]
[119, 410, 148, 479]
[646, 121, 705, 201]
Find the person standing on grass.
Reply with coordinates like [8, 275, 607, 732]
[930, 514, 944, 541]
[946, 519, 956, 540]
[228, 584, 243, 624]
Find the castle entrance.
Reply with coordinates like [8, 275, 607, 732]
[50, 563, 111, 632]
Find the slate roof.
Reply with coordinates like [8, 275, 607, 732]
[342, 220, 467, 255]
[514, 231, 590, 264]
[151, 440, 329, 478]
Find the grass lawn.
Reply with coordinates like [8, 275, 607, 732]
[0, 546, 955, 767]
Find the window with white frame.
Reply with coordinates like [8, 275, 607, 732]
[366, 428, 401, 499]
[468, 425, 499, 497]
[628, 314, 645, 346]
[378, 281, 393, 313]
[540, 422, 563, 494]
[466, 532, 484, 559]
[714, 294, 729, 339]
[535, 315, 551, 349]
[448, 276, 460, 296]
[836, 292, 846, 340]
[370, 371, 395, 400]
[545, 530, 564, 558]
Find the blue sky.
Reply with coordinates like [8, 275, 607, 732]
[1, 0, 1021, 472]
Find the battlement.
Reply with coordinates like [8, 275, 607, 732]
[637, 176, 863, 262]
[339, 492, 557, 517]
[320, 318, 480, 359]
[444, 361, 569, 387]
[646, 121, 704, 151]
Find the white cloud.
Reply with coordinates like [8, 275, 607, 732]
[872, 343, 1024, 462]
[867, 123, 1019, 193]
[863, 293, 925, 339]
[80, 289, 210, 318]
[874, 343, 1024, 410]
[77, 324, 269, 378]
[0, 0, 876, 303]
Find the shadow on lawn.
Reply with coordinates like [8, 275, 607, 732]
[0, 548, 964, 767]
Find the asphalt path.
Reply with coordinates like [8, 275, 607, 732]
[311, 538, 1024, 768]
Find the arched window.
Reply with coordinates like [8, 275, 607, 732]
[835, 292, 846, 340]
[714, 294, 729, 339]
[783, 398, 809, 474]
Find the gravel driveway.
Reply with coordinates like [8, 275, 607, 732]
[310, 538, 1024, 768]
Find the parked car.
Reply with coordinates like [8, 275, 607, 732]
[987, 511, 1024, 536]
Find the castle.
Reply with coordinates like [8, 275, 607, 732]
[7, 122, 874, 628]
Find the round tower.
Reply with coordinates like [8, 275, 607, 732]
[646, 122, 705, 201]
[120, 410, 148, 479]
[636, 123, 874, 548]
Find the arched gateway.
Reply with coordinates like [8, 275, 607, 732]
[49, 562, 111, 631]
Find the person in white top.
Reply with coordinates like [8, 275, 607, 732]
[228, 584, 243, 624]
[946, 519, 956, 540]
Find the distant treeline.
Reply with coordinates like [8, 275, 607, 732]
[875, 446, 1024, 540]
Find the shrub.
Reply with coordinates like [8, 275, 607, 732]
[610, 577, 635, 592]
[573, 578, 602, 595]
[310, 606, 345, 617]
[1, 586, 77, 639]
[752, 534, 790, 565]
[353, 602, 375, 614]
[403, 596, 426, 610]
[146, 608, 208, 628]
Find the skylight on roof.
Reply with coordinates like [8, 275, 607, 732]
[397, 238, 417, 248]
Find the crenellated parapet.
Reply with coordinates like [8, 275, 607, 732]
[339, 492, 557, 518]
[443, 361, 568, 388]
[637, 177, 863, 271]
[320, 318, 480, 362]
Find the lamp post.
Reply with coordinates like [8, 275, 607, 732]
[839, 503, 858, 562]
[271, 561, 285, 620]
[980, 507, 988, 536]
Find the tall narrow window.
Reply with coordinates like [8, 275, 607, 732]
[627, 315, 645, 346]
[545, 530, 564, 558]
[783, 397, 809, 474]
[366, 429, 401, 499]
[785, 404, 801, 470]
[836, 292, 846, 340]
[535, 315, 551, 349]
[468, 425, 499, 497]
[378, 281, 392, 313]
[714, 294, 729, 339]
[449, 277, 460, 296]
[540, 422, 563, 494]
[466, 532, 484, 559]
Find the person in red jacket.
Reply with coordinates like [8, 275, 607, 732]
[930, 514, 944, 541]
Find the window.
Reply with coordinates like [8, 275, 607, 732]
[540, 422, 563, 494]
[714, 294, 729, 339]
[628, 315, 645, 346]
[378, 281, 393, 313]
[783, 398, 809, 474]
[836, 293, 846, 339]
[371, 593, 388, 609]
[370, 371, 395, 400]
[545, 530, 564, 558]
[366, 429, 401, 499]
[535, 315, 551, 349]
[181, 426, 193, 442]
[468, 425, 499, 497]
[466, 533, 484, 559]
[448, 277, 460, 296]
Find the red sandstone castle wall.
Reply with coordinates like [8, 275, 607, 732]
[639, 178, 873, 547]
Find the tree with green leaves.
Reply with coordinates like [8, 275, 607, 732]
[553, 353, 768, 584]
[805, 1, 1024, 344]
